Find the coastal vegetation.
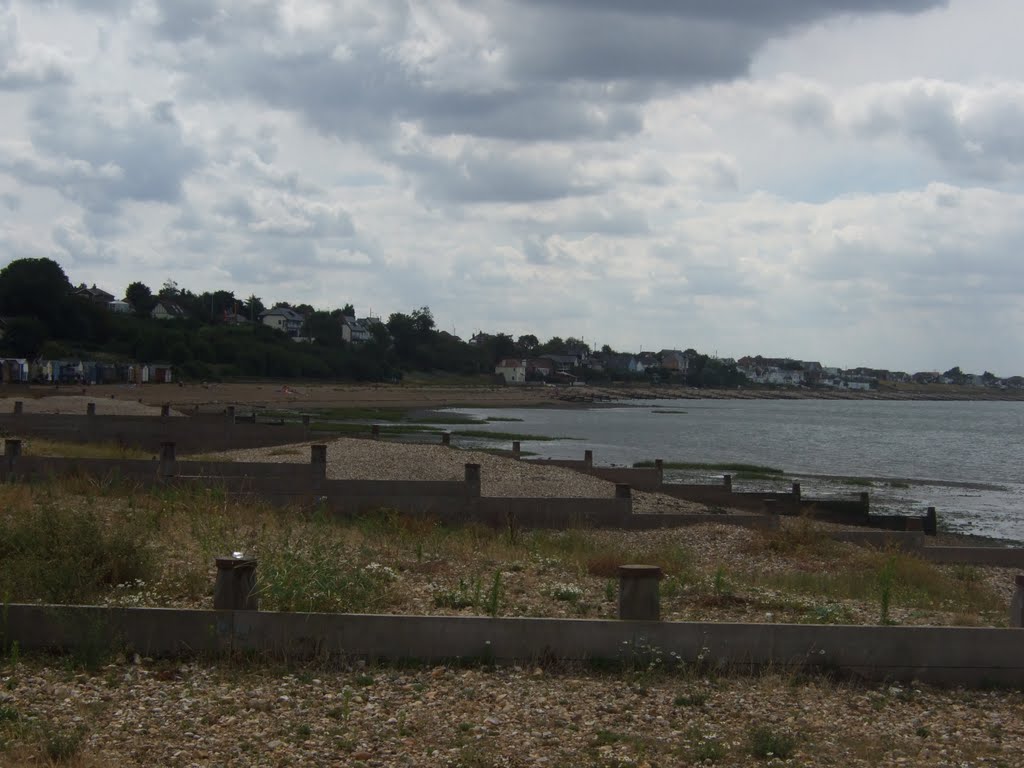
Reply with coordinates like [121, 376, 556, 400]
[0, 460, 1006, 627]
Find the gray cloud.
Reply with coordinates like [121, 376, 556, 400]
[846, 80, 1024, 180]
[498, 0, 945, 82]
[0, 4, 71, 89]
[2, 95, 203, 218]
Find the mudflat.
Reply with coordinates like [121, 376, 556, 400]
[18, 379, 1024, 413]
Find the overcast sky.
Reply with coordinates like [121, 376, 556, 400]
[1, 0, 1022, 374]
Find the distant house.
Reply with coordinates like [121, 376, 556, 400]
[340, 315, 382, 344]
[659, 350, 689, 373]
[495, 358, 527, 384]
[151, 301, 187, 321]
[259, 307, 305, 337]
[602, 353, 634, 374]
[546, 354, 579, 373]
[74, 284, 115, 307]
[629, 352, 659, 374]
[468, 332, 492, 347]
[527, 357, 556, 379]
[108, 300, 132, 314]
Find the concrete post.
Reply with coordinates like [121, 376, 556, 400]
[925, 507, 937, 536]
[161, 403, 171, 417]
[465, 463, 482, 497]
[213, 556, 259, 611]
[441, 432, 451, 447]
[371, 424, 381, 439]
[86, 402, 96, 416]
[618, 565, 661, 621]
[723, 474, 733, 493]
[792, 482, 801, 501]
[310, 444, 327, 482]
[159, 442, 177, 478]
[512, 441, 521, 459]
[1010, 574, 1024, 628]
[12, 400, 22, 415]
[655, 459, 664, 485]
[584, 449, 593, 468]
[4, 438, 21, 472]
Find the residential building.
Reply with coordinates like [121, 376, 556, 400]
[259, 307, 305, 337]
[495, 358, 527, 384]
[74, 284, 115, 306]
[341, 315, 382, 344]
[151, 301, 187, 321]
[659, 349, 689, 373]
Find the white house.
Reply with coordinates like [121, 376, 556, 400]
[495, 358, 527, 384]
[259, 307, 305, 337]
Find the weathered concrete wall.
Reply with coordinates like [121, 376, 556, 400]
[4, 604, 1023, 687]
[625, 513, 780, 531]
[0, 412, 327, 453]
[920, 547, 1024, 568]
[588, 467, 662, 491]
[472, 497, 631, 529]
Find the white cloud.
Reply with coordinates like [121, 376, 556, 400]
[0, 0, 1023, 375]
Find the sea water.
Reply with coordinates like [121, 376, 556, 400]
[447, 399, 1024, 543]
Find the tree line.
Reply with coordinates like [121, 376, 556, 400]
[0, 257, 747, 385]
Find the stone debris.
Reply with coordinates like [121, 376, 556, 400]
[2, 660, 1022, 766]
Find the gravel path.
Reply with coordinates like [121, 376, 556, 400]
[221, 437, 709, 513]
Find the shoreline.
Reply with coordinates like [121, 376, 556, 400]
[9, 380, 1024, 411]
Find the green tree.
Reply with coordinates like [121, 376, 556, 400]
[516, 334, 539, 353]
[244, 294, 265, 321]
[0, 316, 48, 357]
[0, 258, 72, 335]
[125, 281, 156, 317]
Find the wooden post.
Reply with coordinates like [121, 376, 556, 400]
[512, 441, 521, 459]
[655, 459, 664, 486]
[791, 482, 801, 501]
[310, 444, 327, 484]
[213, 556, 259, 611]
[723, 474, 733, 493]
[615, 483, 632, 500]
[159, 442, 177, 478]
[86, 402, 96, 416]
[762, 498, 777, 514]
[465, 463, 482, 498]
[161, 403, 170, 417]
[1011, 574, 1024, 629]
[12, 400, 22, 415]
[584, 449, 593, 468]
[226, 405, 236, 420]
[618, 565, 661, 621]
[925, 507, 937, 536]
[371, 424, 381, 440]
[441, 432, 451, 447]
[4, 438, 21, 472]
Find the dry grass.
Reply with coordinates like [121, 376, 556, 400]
[15, 438, 153, 460]
[0, 478, 1010, 627]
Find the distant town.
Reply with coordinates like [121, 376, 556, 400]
[0, 258, 1019, 391]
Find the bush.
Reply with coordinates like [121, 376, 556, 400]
[748, 726, 797, 760]
[0, 498, 153, 603]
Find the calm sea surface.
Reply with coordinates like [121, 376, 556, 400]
[445, 400, 1024, 543]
